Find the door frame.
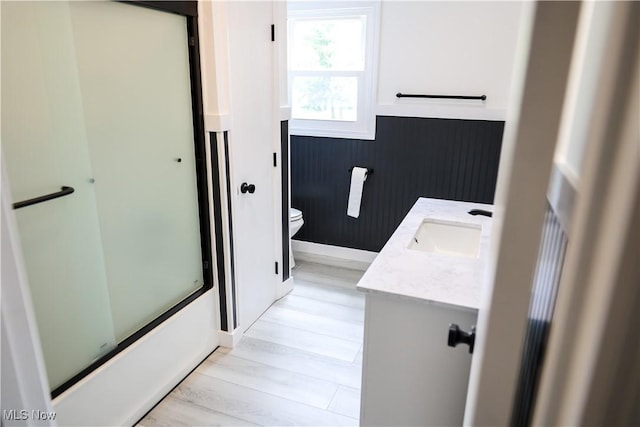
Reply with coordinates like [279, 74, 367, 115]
[463, 2, 582, 424]
[464, 1, 640, 424]
[274, 0, 293, 297]
[532, 2, 639, 424]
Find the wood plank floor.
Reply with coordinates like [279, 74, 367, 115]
[138, 260, 366, 427]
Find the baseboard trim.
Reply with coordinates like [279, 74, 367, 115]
[217, 327, 243, 348]
[292, 240, 377, 271]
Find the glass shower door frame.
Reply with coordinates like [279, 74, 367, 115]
[49, 0, 214, 399]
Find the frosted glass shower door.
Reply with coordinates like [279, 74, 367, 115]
[1, 2, 117, 391]
[69, 1, 204, 341]
[2, 0, 206, 391]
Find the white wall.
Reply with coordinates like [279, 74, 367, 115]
[376, 1, 523, 120]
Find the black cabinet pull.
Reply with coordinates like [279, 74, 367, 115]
[447, 324, 476, 354]
[468, 209, 492, 217]
[13, 186, 75, 210]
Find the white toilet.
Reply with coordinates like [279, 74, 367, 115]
[289, 208, 304, 268]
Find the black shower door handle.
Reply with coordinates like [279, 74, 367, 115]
[13, 186, 75, 209]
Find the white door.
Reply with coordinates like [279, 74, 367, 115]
[463, 1, 639, 425]
[226, 1, 279, 331]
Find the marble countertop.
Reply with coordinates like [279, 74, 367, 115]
[356, 197, 493, 311]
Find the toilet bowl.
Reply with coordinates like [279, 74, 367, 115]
[289, 208, 304, 268]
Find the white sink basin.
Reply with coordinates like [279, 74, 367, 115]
[408, 219, 481, 258]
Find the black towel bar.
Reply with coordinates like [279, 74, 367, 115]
[396, 92, 487, 101]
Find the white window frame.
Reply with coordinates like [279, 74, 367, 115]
[287, 1, 380, 140]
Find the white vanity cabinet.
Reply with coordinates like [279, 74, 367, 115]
[356, 198, 492, 426]
[360, 293, 477, 426]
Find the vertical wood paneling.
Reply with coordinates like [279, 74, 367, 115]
[511, 205, 568, 426]
[281, 121, 290, 282]
[290, 116, 504, 252]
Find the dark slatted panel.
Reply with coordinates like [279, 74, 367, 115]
[223, 132, 238, 329]
[209, 132, 228, 331]
[511, 204, 568, 426]
[281, 121, 290, 281]
[290, 116, 504, 252]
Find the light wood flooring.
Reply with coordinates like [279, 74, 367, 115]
[138, 260, 366, 427]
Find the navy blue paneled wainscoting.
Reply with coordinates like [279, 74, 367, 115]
[290, 116, 505, 252]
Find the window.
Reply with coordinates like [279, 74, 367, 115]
[288, 2, 380, 140]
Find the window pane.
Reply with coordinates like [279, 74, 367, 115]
[291, 76, 358, 121]
[290, 17, 365, 71]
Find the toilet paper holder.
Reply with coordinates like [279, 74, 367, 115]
[348, 167, 374, 177]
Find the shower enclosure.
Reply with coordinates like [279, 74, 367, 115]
[1, 0, 212, 397]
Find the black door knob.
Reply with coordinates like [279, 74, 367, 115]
[447, 324, 476, 354]
[241, 183, 256, 194]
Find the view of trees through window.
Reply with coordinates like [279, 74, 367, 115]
[289, 17, 365, 122]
